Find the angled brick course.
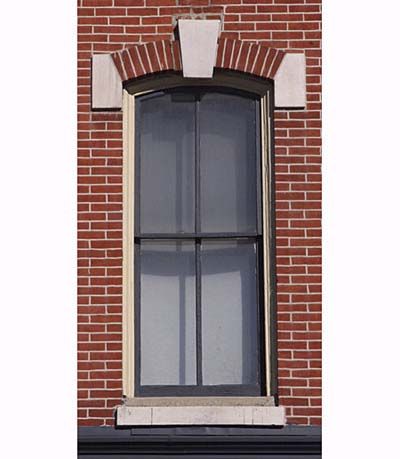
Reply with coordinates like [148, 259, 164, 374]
[111, 38, 285, 81]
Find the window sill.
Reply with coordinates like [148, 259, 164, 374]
[123, 396, 276, 407]
[116, 400, 286, 426]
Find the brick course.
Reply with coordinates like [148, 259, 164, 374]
[78, 0, 322, 427]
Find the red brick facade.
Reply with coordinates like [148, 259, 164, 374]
[78, 0, 322, 427]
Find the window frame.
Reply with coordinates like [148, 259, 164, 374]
[135, 87, 263, 397]
[122, 72, 277, 404]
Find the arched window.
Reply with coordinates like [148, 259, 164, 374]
[122, 77, 276, 402]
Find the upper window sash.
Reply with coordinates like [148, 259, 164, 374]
[134, 88, 262, 238]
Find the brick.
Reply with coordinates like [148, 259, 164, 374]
[292, 408, 322, 416]
[114, 0, 144, 5]
[90, 389, 122, 399]
[90, 333, 122, 341]
[280, 397, 309, 407]
[91, 352, 122, 361]
[90, 370, 122, 380]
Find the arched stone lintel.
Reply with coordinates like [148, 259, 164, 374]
[91, 39, 305, 110]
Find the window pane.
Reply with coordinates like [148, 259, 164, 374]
[140, 240, 196, 385]
[138, 92, 195, 234]
[201, 240, 259, 385]
[199, 92, 258, 233]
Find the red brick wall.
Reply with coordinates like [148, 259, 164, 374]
[78, 0, 322, 426]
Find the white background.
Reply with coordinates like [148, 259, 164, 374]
[1, 1, 399, 457]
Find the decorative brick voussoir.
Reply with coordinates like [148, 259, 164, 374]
[216, 38, 285, 79]
[111, 39, 181, 81]
[111, 38, 285, 83]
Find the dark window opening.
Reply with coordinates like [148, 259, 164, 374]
[135, 88, 265, 397]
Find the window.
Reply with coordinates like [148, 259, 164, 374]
[123, 78, 276, 401]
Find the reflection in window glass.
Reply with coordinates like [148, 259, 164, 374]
[200, 92, 257, 233]
[139, 93, 195, 234]
[140, 240, 196, 385]
[201, 240, 259, 385]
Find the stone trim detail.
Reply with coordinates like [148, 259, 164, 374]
[274, 53, 307, 108]
[178, 19, 221, 78]
[116, 405, 286, 427]
[92, 54, 122, 110]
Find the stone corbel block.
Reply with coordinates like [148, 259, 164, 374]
[178, 19, 221, 78]
[274, 53, 306, 108]
[92, 54, 122, 110]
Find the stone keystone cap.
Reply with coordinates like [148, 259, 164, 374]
[178, 19, 221, 79]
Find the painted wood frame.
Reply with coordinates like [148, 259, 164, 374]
[122, 81, 276, 406]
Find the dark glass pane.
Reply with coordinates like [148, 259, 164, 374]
[138, 92, 195, 234]
[199, 92, 258, 233]
[201, 239, 259, 385]
[140, 240, 196, 385]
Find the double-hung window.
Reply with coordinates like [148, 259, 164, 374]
[123, 81, 275, 400]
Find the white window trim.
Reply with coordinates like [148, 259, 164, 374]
[120, 82, 284, 425]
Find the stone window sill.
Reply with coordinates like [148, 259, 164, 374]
[116, 398, 285, 426]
